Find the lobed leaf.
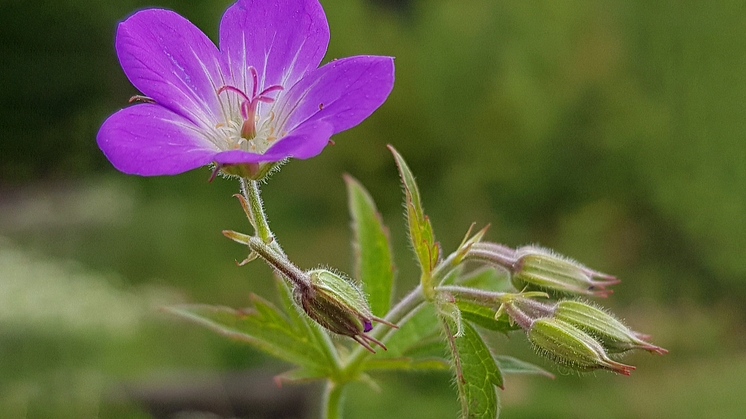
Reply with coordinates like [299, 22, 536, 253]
[344, 174, 395, 317]
[164, 296, 332, 373]
[445, 320, 503, 419]
[388, 145, 438, 273]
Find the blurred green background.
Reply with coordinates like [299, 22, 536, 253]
[1, 0, 745, 417]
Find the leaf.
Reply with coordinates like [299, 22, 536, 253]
[164, 298, 331, 372]
[445, 320, 502, 419]
[344, 174, 395, 317]
[362, 357, 450, 371]
[275, 277, 340, 368]
[457, 300, 521, 334]
[459, 267, 512, 292]
[379, 303, 440, 358]
[494, 355, 555, 379]
[388, 145, 437, 273]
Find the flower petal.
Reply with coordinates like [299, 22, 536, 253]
[213, 120, 334, 164]
[219, 0, 329, 94]
[97, 104, 218, 176]
[275, 55, 395, 135]
[116, 9, 228, 128]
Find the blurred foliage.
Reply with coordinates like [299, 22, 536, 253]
[1, 0, 745, 417]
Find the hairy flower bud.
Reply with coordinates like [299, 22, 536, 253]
[512, 246, 620, 297]
[297, 269, 397, 353]
[553, 301, 668, 355]
[528, 318, 636, 375]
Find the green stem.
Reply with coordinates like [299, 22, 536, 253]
[342, 285, 426, 373]
[239, 177, 340, 370]
[247, 236, 311, 292]
[435, 285, 505, 306]
[240, 178, 284, 255]
[321, 380, 347, 419]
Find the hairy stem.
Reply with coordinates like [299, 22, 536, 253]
[247, 236, 311, 292]
[240, 178, 284, 256]
[435, 285, 505, 306]
[239, 178, 339, 368]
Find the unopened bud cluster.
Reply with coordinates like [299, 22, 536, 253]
[503, 298, 666, 375]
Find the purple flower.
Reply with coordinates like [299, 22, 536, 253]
[97, 0, 395, 177]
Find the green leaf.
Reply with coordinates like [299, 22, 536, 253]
[388, 145, 437, 273]
[494, 355, 555, 379]
[275, 277, 340, 369]
[380, 304, 440, 358]
[459, 267, 512, 292]
[344, 174, 395, 317]
[457, 300, 521, 334]
[164, 297, 331, 372]
[445, 320, 502, 419]
[362, 357, 449, 371]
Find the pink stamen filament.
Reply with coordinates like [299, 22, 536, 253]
[217, 75, 284, 142]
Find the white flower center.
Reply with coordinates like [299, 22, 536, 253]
[211, 67, 285, 155]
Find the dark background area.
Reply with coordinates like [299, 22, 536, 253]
[1, 0, 745, 418]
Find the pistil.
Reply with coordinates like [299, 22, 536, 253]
[217, 66, 284, 144]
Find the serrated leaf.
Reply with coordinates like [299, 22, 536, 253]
[457, 300, 521, 334]
[275, 277, 340, 368]
[164, 299, 331, 372]
[494, 355, 555, 379]
[388, 145, 437, 272]
[362, 357, 449, 371]
[446, 320, 502, 419]
[344, 174, 395, 317]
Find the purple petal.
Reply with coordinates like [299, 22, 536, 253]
[213, 120, 334, 164]
[364, 321, 373, 332]
[219, 0, 329, 94]
[97, 104, 218, 176]
[116, 9, 228, 128]
[275, 55, 395, 135]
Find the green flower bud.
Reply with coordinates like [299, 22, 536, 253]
[298, 269, 397, 353]
[512, 246, 620, 297]
[528, 318, 636, 375]
[554, 300, 668, 355]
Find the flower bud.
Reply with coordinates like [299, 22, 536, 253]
[297, 269, 397, 353]
[553, 300, 668, 355]
[528, 318, 636, 375]
[512, 246, 620, 297]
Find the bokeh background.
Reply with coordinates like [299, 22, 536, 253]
[2, 0, 745, 417]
